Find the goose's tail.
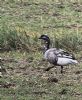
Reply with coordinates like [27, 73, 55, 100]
[70, 59, 78, 64]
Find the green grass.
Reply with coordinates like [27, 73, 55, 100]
[0, 51, 82, 100]
[0, 0, 82, 51]
[0, 0, 82, 100]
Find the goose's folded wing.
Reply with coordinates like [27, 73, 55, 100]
[57, 50, 75, 59]
[51, 48, 75, 59]
[47, 48, 75, 59]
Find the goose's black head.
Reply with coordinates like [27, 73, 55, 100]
[39, 35, 50, 41]
[39, 35, 50, 50]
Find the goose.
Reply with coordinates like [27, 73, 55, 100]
[39, 35, 78, 73]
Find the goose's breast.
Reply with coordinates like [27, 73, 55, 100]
[44, 51, 57, 63]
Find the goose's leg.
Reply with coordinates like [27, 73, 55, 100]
[61, 66, 63, 73]
[45, 66, 54, 71]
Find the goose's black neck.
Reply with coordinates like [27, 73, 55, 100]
[45, 40, 50, 50]
[39, 35, 50, 51]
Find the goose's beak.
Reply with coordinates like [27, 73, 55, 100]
[38, 37, 42, 39]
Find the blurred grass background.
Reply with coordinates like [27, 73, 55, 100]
[0, 0, 82, 100]
[0, 0, 82, 52]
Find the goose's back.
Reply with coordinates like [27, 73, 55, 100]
[44, 48, 75, 64]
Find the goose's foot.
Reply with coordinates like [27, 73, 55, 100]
[45, 66, 54, 71]
[61, 66, 63, 73]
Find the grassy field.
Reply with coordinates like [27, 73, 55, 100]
[1, 0, 82, 100]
